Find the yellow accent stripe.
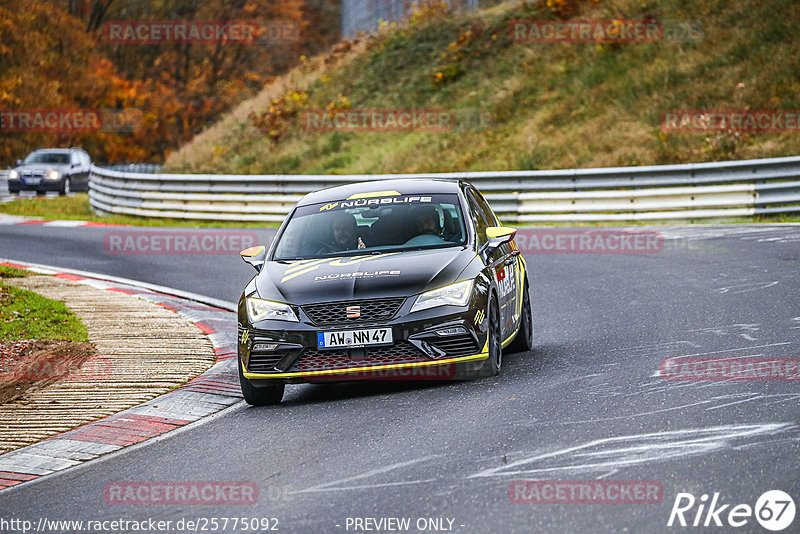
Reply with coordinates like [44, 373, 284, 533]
[328, 252, 398, 266]
[501, 256, 527, 348]
[285, 259, 313, 267]
[280, 253, 400, 282]
[240, 245, 265, 257]
[502, 324, 520, 348]
[285, 258, 331, 273]
[280, 264, 323, 283]
[243, 351, 488, 379]
[515, 256, 525, 318]
[486, 226, 516, 239]
[346, 191, 401, 200]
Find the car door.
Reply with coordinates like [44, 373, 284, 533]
[73, 151, 87, 190]
[468, 187, 519, 343]
[81, 152, 92, 190]
[466, 188, 513, 342]
[67, 152, 80, 189]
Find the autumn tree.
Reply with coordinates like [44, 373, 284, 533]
[1, 0, 341, 165]
[0, 0, 156, 164]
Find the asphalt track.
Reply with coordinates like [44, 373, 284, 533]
[1, 223, 799, 533]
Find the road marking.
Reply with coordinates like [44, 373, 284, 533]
[468, 423, 796, 479]
[660, 342, 791, 359]
[291, 456, 440, 494]
[715, 281, 779, 294]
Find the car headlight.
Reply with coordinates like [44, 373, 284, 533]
[45, 169, 60, 180]
[410, 280, 474, 313]
[246, 295, 298, 323]
[8, 170, 19, 180]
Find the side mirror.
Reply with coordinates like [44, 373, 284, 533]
[485, 226, 517, 251]
[240, 245, 266, 272]
[16, 160, 22, 166]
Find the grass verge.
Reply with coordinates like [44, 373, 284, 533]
[165, 0, 800, 175]
[0, 194, 279, 228]
[0, 266, 33, 278]
[0, 277, 88, 342]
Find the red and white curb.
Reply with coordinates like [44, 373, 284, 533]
[0, 260, 241, 491]
[0, 214, 124, 227]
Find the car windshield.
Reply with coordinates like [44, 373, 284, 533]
[273, 193, 467, 260]
[23, 152, 70, 164]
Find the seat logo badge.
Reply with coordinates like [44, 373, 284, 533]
[346, 305, 361, 319]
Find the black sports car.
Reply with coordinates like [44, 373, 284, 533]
[237, 179, 533, 405]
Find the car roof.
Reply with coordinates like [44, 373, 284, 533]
[29, 148, 87, 154]
[297, 179, 464, 206]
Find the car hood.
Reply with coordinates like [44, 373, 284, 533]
[15, 163, 71, 173]
[254, 247, 475, 305]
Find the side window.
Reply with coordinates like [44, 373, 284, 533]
[472, 189, 499, 227]
[466, 190, 489, 246]
[440, 202, 464, 242]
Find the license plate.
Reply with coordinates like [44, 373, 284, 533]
[25, 178, 41, 185]
[317, 328, 392, 349]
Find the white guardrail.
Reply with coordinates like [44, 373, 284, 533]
[88, 156, 800, 222]
[0, 170, 9, 197]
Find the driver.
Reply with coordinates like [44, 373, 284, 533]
[411, 205, 442, 237]
[329, 211, 366, 251]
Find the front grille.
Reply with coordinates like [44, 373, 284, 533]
[428, 334, 480, 358]
[21, 171, 44, 183]
[290, 342, 427, 372]
[302, 298, 405, 327]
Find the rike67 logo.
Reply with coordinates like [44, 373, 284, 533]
[668, 490, 795, 531]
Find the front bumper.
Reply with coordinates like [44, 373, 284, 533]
[239, 297, 489, 383]
[8, 178, 63, 192]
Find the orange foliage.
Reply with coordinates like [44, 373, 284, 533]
[0, 0, 340, 165]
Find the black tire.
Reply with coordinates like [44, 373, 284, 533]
[477, 295, 502, 378]
[59, 177, 71, 196]
[507, 279, 533, 353]
[238, 357, 285, 406]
